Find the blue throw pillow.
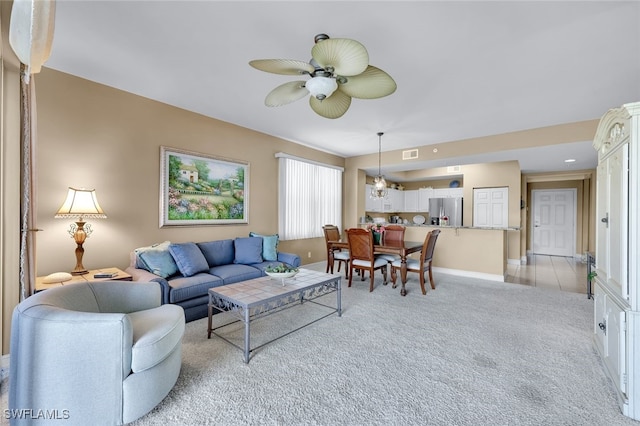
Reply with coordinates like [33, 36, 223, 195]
[197, 240, 235, 266]
[234, 237, 263, 264]
[134, 241, 178, 278]
[169, 242, 209, 277]
[249, 232, 279, 261]
[138, 249, 178, 278]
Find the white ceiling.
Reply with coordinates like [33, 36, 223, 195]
[43, 1, 640, 178]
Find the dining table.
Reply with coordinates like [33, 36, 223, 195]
[328, 239, 423, 296]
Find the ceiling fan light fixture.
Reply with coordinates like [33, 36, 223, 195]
[305, 76, 338, 100]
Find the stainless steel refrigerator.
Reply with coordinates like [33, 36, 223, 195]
[428, 197, 463, 226]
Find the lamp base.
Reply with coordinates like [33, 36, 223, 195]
[71, 268, 88, 276]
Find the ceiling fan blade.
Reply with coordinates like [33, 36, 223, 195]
[338, 65, 397, 99]
[249, 59, 315, 75]
[309, 90, 352, 119]
[311, 38, 369, 76]
[265, 81, 309, 107]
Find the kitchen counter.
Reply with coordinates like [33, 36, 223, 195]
[404, 226, 509, 281]
[361, 222, 519, 231]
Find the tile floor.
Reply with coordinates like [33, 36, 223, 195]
[314, 254, 590, 296]
[505, 254, 589, 295]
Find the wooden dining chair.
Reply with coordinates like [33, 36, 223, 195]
[323, 225, 350, 278]
[378, 224, 406, 264]
[391, 229, 441, 295]
[346, 228, 388, 292]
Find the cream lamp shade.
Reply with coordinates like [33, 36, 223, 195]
[55, 188, 107, 219]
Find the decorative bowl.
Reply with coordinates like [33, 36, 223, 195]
[266, 270, 298, 286]
[265, 271, 298, 279]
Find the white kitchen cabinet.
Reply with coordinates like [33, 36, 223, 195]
[418, 188, 433, 212]
[433, 187, 463, 198]
[385, 188, 403, 212]
[592, 101, 640, 420]
[364, 185, 402, 212]
[404, 190, 419, 212]
[364, 184, 383, 212]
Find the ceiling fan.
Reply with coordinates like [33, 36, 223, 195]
[249, 33, 397, 119]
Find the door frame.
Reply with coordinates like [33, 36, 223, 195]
[530, 188, 577, 257]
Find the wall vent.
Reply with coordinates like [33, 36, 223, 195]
[447, 165, 461, 173]
[402, 149, 419, 160]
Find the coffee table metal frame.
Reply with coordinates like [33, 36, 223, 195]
[207, 269, 341, 363]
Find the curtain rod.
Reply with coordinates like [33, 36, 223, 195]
[275, 152, 344, 172]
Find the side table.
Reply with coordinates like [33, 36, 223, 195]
[36, 267, 132, 292]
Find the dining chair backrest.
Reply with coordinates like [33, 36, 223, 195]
[323, 225, 341, 250]
[383, 225, 405, 245]
[346, 228, 374, 262]
[421, 229, 441, 264]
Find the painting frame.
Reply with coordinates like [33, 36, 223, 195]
[159, 146, 249, 227]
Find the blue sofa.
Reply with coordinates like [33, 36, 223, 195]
[125, 236, 301, 322]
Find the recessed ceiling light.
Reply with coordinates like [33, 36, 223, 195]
[433, 148, 438, 153]
[564, 158, 576, 163]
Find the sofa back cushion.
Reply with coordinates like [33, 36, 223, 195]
[169, 242, 209, 277]
[233, 237, 263, 264]
[197, 239, 235, 267]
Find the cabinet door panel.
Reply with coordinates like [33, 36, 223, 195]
[593, 282, 606, 354]
[604, 297, 627, 396]
[595, 161, 609, 281]
[419, 188, 433, 212]
[404, 190, 418, 212]
[608, 144, 629, 297]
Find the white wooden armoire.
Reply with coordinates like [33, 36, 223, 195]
[592, 101, 640, 420]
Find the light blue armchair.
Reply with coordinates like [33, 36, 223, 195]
[8, 281, 185, 425]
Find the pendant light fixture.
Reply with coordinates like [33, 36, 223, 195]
[370, 132, 388, 199]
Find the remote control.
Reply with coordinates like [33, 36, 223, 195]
[94, 272, 117, 278]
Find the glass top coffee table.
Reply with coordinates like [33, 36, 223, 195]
[207, 269, 342, 363]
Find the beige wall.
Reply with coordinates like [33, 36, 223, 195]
[33, 68, 345, 277]
[524, 175, 594, 256]
[0, 60, 600, 356]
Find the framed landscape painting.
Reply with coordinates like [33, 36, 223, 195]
[160, 146, 249, 227]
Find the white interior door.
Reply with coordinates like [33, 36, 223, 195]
[473, 187, 508, 228]
[532, 189, 576, 256]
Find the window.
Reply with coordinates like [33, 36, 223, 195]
[276, 153, 343, 240]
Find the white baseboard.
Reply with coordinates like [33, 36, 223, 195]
[432, 267, 505, 283]
[521, 256, 528, 264]
[507, 258, 521, 265]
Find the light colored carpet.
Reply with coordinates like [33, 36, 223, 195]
[129, 269, 635, 426]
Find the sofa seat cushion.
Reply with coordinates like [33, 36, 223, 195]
[168, 273, 223, 303]
[128, 304, 185, 373]
[208, 264, 262, 284]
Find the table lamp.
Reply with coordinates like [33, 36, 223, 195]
[55, 187, 107, 275]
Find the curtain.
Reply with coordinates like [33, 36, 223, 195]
[10, 0, 56, 299]
[18, 64, 38, 300]
[277, 155, 343, 240]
